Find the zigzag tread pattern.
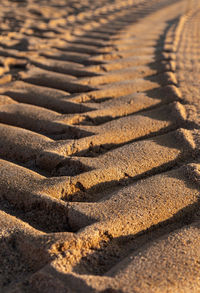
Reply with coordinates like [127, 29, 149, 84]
[0, 0, 200, 292]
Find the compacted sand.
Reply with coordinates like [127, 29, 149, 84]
[0, 0, 200, 292]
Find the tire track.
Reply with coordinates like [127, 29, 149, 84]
[1, 0, 200, 292]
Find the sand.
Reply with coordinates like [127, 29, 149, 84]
[0, 0, 200, 292]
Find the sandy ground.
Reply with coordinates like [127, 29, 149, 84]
[0, 0, 200, 292]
